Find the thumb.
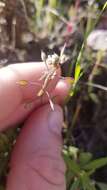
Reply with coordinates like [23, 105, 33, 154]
[6, 104, 66, 190]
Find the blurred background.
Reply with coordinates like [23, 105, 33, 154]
[0, 0, 107, 189]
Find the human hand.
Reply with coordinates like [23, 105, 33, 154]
[0, 62, 71, 190]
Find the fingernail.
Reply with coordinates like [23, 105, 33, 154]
[48, 106, 63, 136]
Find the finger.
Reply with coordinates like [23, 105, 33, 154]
[6, 104, 66, 190]
[0, 73, 72, 131]
[0, 62, 60, 130]
[42, 77, 72, 105]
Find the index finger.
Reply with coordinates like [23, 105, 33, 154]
[0, 62, 60, 130]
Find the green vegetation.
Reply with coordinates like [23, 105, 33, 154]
[63, 146, 107, 190]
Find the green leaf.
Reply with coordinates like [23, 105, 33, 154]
[63, 152, 81, 175]
[49, 0, 57, 8]
[102, 2, 107, 11]
[80, 172, 96, 190]
[74, 64, 81, 83]
[74, 43, 84, 83]
[66, 170, 74, 186]
[79, 152, 93, 167]
[39, 0, 45, 7]
[84, 157, 107, 172]
[97, 182, 107, 190]
[68, 159, 81, 174]
[70, 178, 80, 190]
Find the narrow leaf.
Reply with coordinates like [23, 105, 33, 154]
[97, 182, 107, 190]
[79, 152, 92, 167]
[102, 2, 107, 11]
[74, 43, 84, 83]
[84, 157, 107, 171]
[70, 179, 80, 190]
[63, 153, 81, 175]
[74, 64, 81, 83]
[81, 172, 96, 190]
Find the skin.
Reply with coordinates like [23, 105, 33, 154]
[0, 62, 71, 190]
